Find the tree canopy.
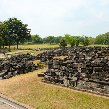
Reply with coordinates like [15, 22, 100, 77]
[4, 18, 31, 49]
[95, 32, 109, 45]
[0, 18, 31, 50]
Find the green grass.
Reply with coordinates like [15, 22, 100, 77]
[0, 69, 109, 109]
[4, 44, 109, 52]
[89, 44, 109, 47]
[10, 44, 59, 49]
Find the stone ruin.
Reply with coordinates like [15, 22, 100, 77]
[0, 53, 38, 79]
[42, 46, 109, 95]
[1, 46, 109, 96]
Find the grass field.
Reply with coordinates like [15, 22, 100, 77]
[0, 69, 109, 109]
[10, 44, 59, 49]
[11, 44, 109, 50]
[89, 44, 109, 47]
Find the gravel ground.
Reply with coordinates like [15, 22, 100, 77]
[0, 101, 15, 109]
[0, 96, 30, 109]
[0, 54, 6, 58]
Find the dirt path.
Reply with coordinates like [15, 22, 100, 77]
[6, 50, 29, 55]
[0, 101, 15, 109]
[0, 50, 30, 58]
[0, 94, 33, 109]
[0, 54, 6, 58]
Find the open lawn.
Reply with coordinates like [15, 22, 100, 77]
[89, 44, 109, 47]
[9, 44, 109, 50]
[3, 44, 109, 54]
[0, 69, 109, 109]
[10, 44, 59, 49]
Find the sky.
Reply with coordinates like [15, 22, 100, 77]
[0, 0, 109, 37]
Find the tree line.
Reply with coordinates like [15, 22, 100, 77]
[30, 33, 109, 47]
[29, 33, 109, 47]
[0, 18, 109, 50]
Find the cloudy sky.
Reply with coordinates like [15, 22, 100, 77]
[0, 0, 109, 37]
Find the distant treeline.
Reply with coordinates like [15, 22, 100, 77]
[29, 34, 90, 47]
[30, 33, 109, 46]
[0, 17, 109, 50]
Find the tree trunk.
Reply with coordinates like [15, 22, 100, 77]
[3, 44, 4, 49]
[9, 43, 10, 51]
[17, 41, 19, 49]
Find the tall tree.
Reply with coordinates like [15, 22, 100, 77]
[4, 18, 31, 49]
[0, 22, 4, 48]
[0, 22, 7, 48]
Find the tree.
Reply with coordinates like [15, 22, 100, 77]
[0, 21, 8, 48]
[83, 37, 89, 46]
[64, 34, 80, 47]
[43, 36, 55, 44]
[70, 37, 76, 47]
[88, 37, 95, 45]
[54, 36, 62, 44]
[31, 34, 43, 44]
[4, 18, 31, 49]
[75, 36, 80, 46]
[104, 32, 109, 45]
[64, 34, 72, 44]
[95, 32, 109, 45]
[95, 34, 105, 44]
[59, 39, 67, 48]
[0, 22, 4, 48]
[0, 36, 3, 48]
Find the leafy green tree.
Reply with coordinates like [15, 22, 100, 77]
[59, 39, 67, 48]
[43, 36, 55, 44]
[54, 36, 62, 44]
[0, 22, 4, 48]
[0, 21, 10, 48]
[4, 18, 31, 49]
[64, 34, 80, 47]
[95, 32, 109, 45]
[64, 34, 72, 44]
[0, 36, 3, 48]
[75, 36, 80, 46]
[104, 32, 109, 45]
[88, 37, 95, 45]
[95, 34, 105, 44]
[83, 37, 89, 46]
[70, 37, 75, 47]
[32, 34, 43, 44]
[79, 36, 84, 45]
